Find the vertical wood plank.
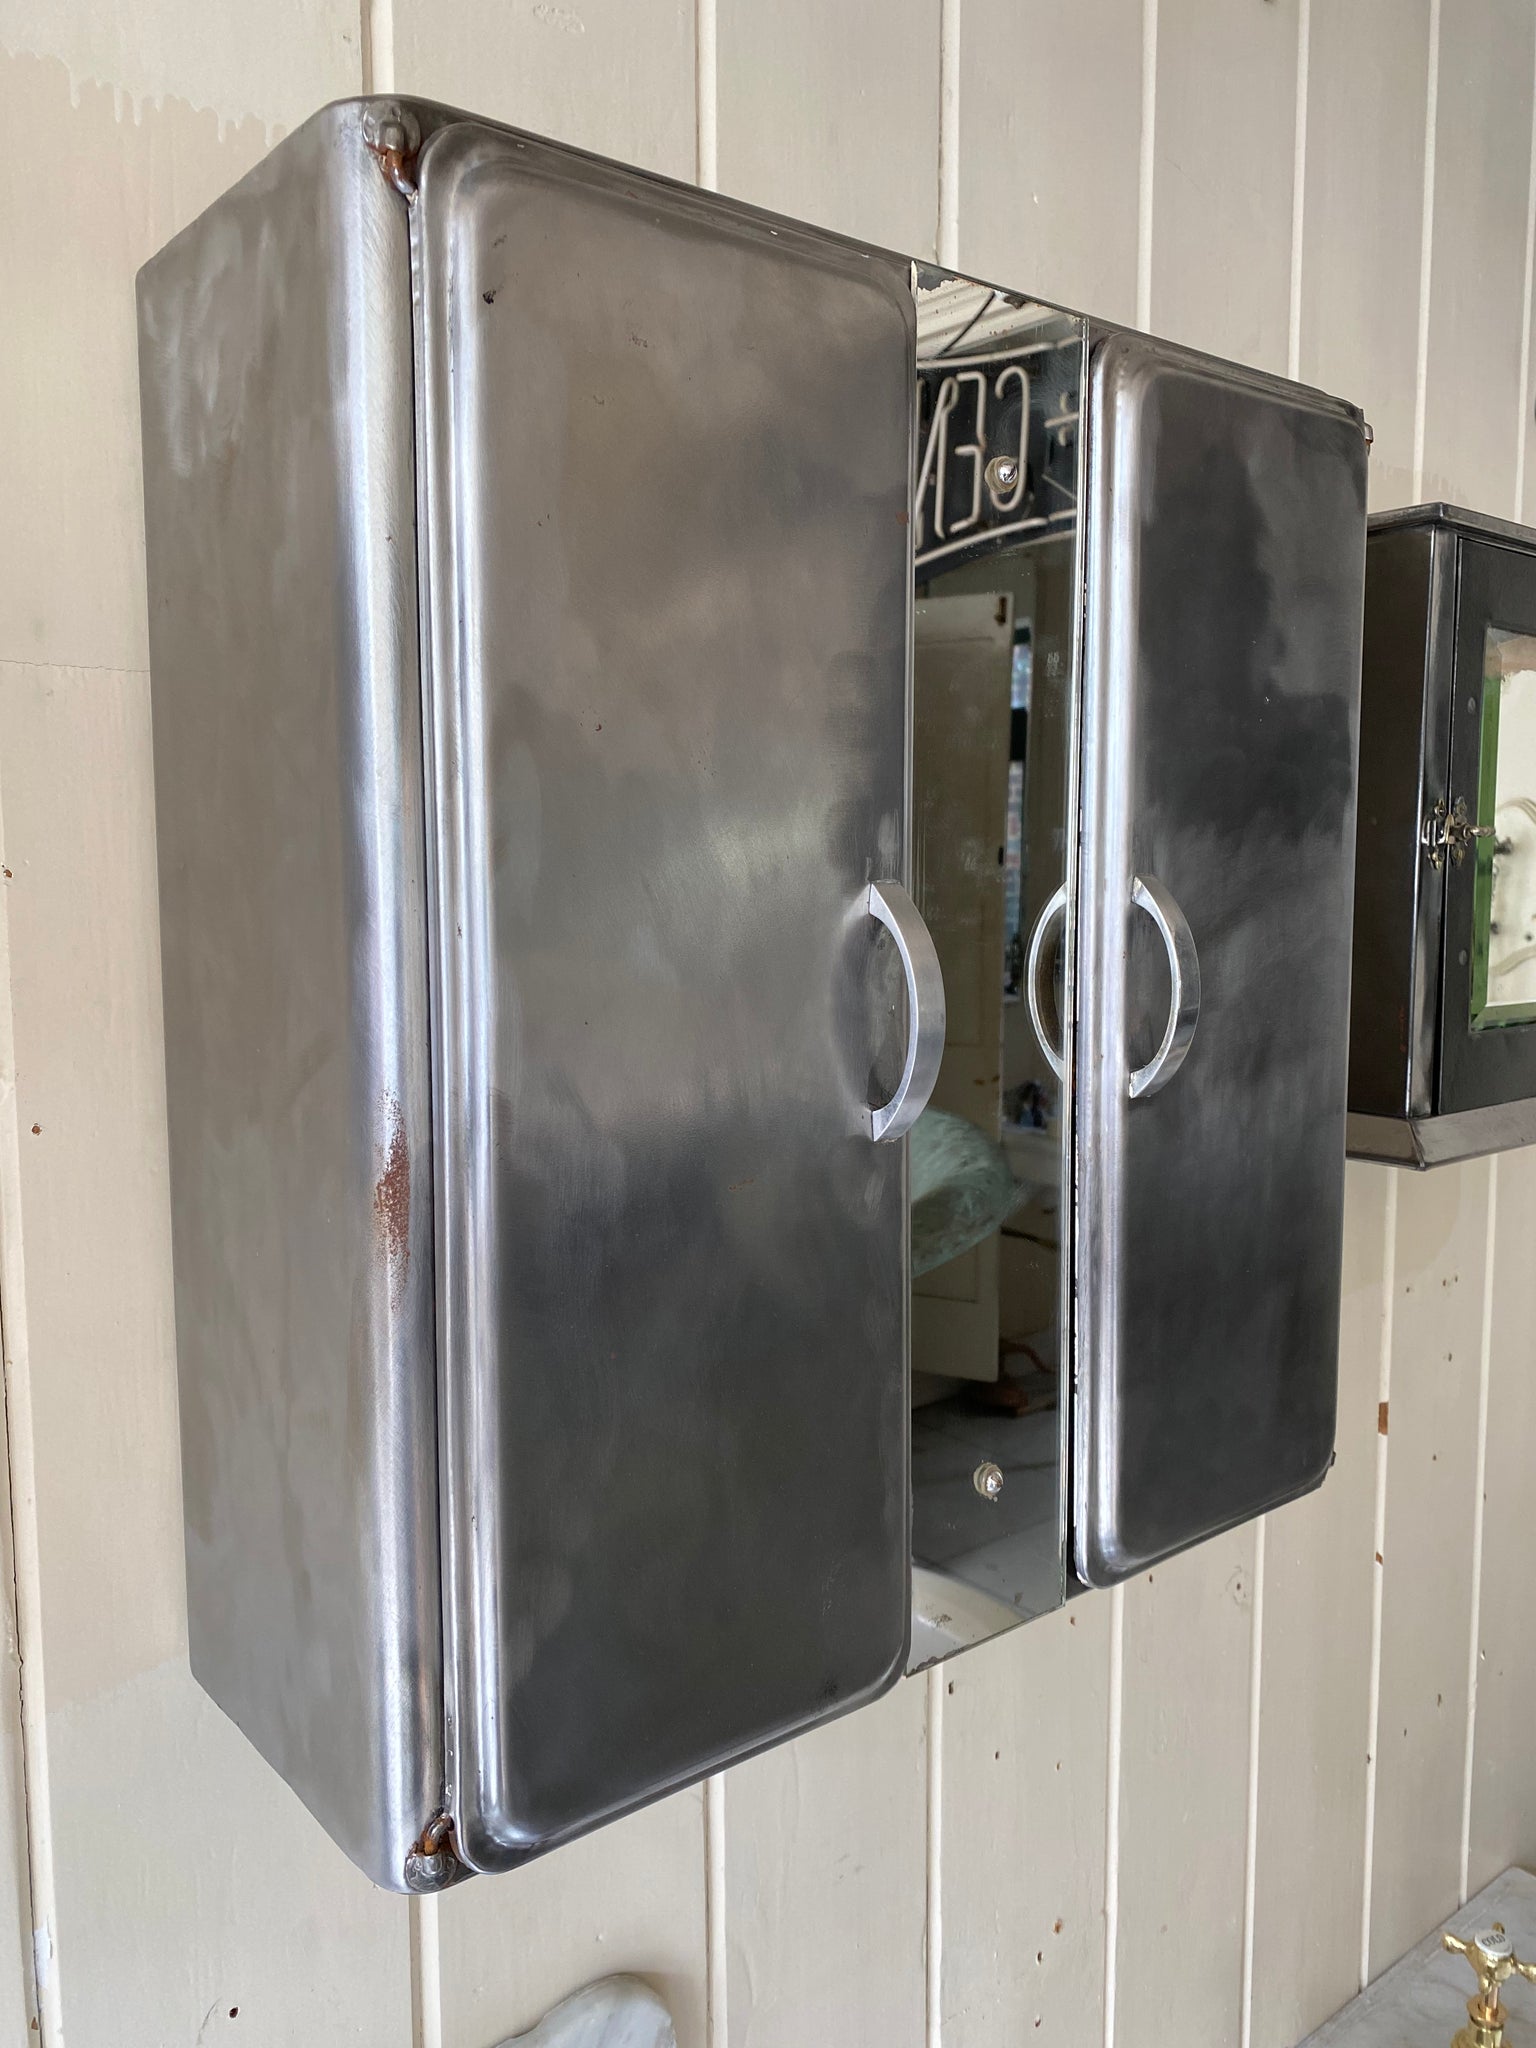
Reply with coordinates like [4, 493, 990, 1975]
[1369, 1164, 1491, 1976]
[1467, 1143, 1536, 1891]
[1244, 7, 1432, 2031]
[1418, 0, 1536, 510]
[956, 0, 1142, 319]
[939, 1602, 1110, 2045]
[0, 660, 417, 2043]
[392, 0, 697, 182]
[1115, 1535, 1258, 2048]
[1148, 0, 1300, 369]
[1248, 1167, 1389, 2048]
[436, 1792, 708, 2048]
[723, 1682, 927, 2048]
[716, 0, 940, 254]
[1367, 0, 1536, 1984]
[0, 23, 419, 2037]
[1112, 6, 1301, 2043]
[1295, 0, 1433, 509]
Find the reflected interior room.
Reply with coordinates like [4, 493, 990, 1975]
[906, 279, 1084, 1666]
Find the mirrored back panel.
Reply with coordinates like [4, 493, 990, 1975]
[906, 276, 1087, 1666]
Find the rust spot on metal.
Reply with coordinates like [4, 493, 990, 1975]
[414, 1811, 454, 1857]
[29, 1124, 39, 1136]
[1378, 1400, 1389, 1435]
[363, 105, 422, 199]
[373, 1097, 410, 1306]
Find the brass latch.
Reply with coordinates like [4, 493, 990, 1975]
[1423, 796, 1497, 870]
[1443, 1923, 1536, 2047]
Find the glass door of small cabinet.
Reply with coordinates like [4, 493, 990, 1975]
[1441, 539, 1536, 1113]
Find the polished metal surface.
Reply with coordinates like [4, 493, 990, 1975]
[1125, 874, 1201, 1102]
[1025, 883, 1068, 1081]
[1075, 329, 1368, 1586]
[411, 118, 917, 1872]
[867, 881, 947, 1141]
[1347, 1099, 1536, 1167]
[137, 102, 443, 1890]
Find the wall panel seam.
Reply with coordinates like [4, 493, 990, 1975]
[1238, 1517, 1267, 2048]
[1459, 1157, 1498, 1900]
[1286, 0, 1310, 383]
[1515, 14, 1536, 532]
[695, 0, 718, 191]
[706, 1773, 727, 2048]
[1103, 1586, 1124, 2048]
[936, 0, 960, 269]
[1411, 0, 1442, 498]
[362, 0, 394, 95]
[0, 771, 61, 2043]
[925, 1666, 943, 2048]
[409, 1896, 442, 2048]
[1135, 0, 1157, 330]
[1360, 1172, 1400, 1988]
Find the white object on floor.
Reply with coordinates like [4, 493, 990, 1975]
[1299, 1868, 1536, 2045]
[497, 1976, 677, 2048]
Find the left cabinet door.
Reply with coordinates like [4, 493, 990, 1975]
[412, 121, 922, 1872]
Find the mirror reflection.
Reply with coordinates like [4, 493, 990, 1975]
[1474, 624, 1536, 1028]
[906, 278, 1086, 1667]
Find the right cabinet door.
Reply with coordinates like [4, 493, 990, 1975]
[1073, 332, 1369, 1586]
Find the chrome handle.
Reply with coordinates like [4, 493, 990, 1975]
[1024, 884, 1068, 1081]
[867, 880, 946, 1142]
[1127, 873, 1200, 1101]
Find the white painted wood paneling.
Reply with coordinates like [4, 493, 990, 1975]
[392, 0, 697, 182]
[939, 1602, 1110, 2045]
[0, 663, 417, 2044]
[716, 0, 940, 255]
[1295, 0, 1433, 509]
[723, 1681, 927, 2048]
[1114, 1538, 1258, 2048]
[1418, 0, 1536, 509]
[0, 54, 278, 676]
[1249, 1166, 1389, 2048]
[0, 11, 418, 2041]
[1369, 1165, 1492, 1978]
[956, 0, 1142, 320]
[437, 1793, 708, 2048]
[1147, 0, 1300, 369]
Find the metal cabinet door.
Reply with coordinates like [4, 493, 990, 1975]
[412, 121, 925, 1869]
[1074, 331, 1368, 1586]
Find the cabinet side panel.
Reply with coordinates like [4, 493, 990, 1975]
[136, 102, 440, 1890]
[1349, 526, 1437, 1119]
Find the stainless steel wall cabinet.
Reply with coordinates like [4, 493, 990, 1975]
[138, 96, 1369, 1891]
[1349, 506, 1536, 1167]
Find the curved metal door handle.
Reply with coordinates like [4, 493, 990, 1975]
[867, 880, 946, 1142]
[1024, 883, 1068, 1081]
[1128, 873, 1200, 1101]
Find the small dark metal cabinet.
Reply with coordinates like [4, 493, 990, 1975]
[1350, 506, 1536, 1167]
